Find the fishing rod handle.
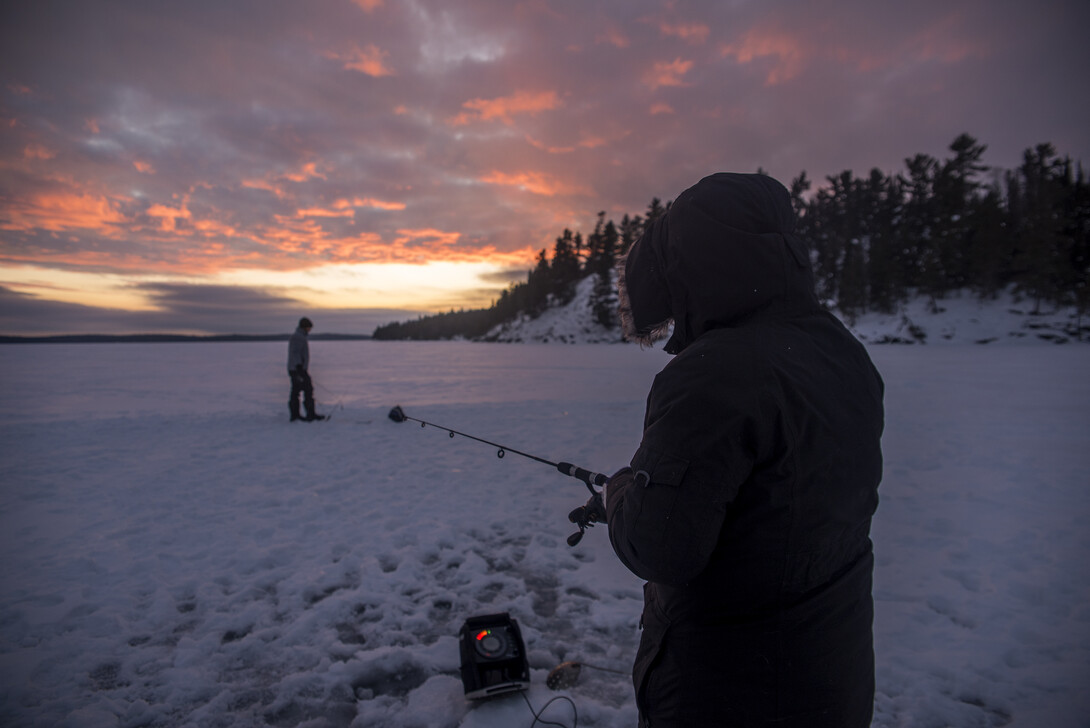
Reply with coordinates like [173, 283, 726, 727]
[557, 462, 608, 488]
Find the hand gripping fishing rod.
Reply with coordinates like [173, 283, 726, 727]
[388, 405, 607, 545]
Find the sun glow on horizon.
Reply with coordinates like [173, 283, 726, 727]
[1, 258, 531, 322]
[220, 260, 526, 311]
[1, 267, 163, 311]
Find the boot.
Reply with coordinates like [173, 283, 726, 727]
[303, 392, 323, 421]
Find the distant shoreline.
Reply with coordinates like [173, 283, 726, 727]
[0, 334, 373, 344]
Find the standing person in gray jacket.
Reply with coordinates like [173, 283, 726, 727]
[287, 317, 325, 422]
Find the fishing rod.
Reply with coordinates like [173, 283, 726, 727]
[388, 405, 606, 490]
[388, 405, 608, 545]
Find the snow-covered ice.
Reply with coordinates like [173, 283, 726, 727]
[1, 338, 1087, 727]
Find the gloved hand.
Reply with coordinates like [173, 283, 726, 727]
[568, 491, 606, 530]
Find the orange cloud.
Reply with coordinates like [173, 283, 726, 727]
[133, 160, 156, 174]
[242, 162, 327, 198]
[526, 136, 576, 154]
[660, 22, 710, 45]
[718, 17, 985, 86]
[2, 183, 516, 275]
[909, 13, 991, 64]
[293, 198, 407, 218]
[479, 170, 588, 197]
[351, 0, 383, 11]
[190, 218, 239, 240]
[525, 131, 619, 154]
[650, 102, 675, 115]
[2, 190, 129, 234]
[146, 202, 192, 232]
[450, 90, 561, 125]
[296, 206, 355, 219]
[241, 178, 285, 197]
[721, 31, 806, 85]
[596, 25, 630, 48]
[283, 162, 326, 183]
[329, 44, 394, 77]
[337, 197, 406, 211]
[394, 228, 462, 249]
[23, 144, 56, 160]
[643, 58, 694, 89]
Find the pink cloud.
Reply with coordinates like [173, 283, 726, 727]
[23, 144, 56, 160]
[2, 189, 130, 235]
[596, 25, 631, 48]
[659, 21, 710, 45]
[720, 31, 806, 85]
[329, 45, 395, 77]
[450, 90, 562, 125]
[643, 58, 694, 89]
[479, 170, 590, 197]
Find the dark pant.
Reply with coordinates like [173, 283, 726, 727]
[289, 369, 316, 420]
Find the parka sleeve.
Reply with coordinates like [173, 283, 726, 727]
[605, 363, 759, 586]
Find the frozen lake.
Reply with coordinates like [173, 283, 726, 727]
[1, 340, 1088, 727]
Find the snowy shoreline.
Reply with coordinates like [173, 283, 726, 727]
[1, 341, 1087, 727]
[482, 281, 1087, 347]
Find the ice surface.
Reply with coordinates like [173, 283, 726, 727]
[0, 338, 1087, 727]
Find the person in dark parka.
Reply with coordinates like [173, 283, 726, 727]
[287, 317, 325, 422]
[601, 173, 884, 726]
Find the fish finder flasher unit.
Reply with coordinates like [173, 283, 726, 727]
[458, 612, 530, 699]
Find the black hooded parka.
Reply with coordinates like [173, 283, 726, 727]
[606, 173, 884, 727]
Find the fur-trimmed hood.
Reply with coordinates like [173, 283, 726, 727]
[617, 172, 819, 354]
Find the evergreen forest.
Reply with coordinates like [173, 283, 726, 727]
[372, 135, 1089, 340]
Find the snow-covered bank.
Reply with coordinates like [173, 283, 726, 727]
[482, 278, 1088, 346]
[844, 291, 1087, 346]
[0, 341, 1087, 727]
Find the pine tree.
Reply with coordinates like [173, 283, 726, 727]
[619, 213, 643, 257]
[646, 198, 668, 226]
[966, 178, 1011, 298]
[864, 169, 904, 312]
[1014, 144, 1069, 310]
[790, 172, 811, 222]
[933, 134, 989, 292]
[525, 248, 552, 315]
[551, 230, 581, 304]
[1064, 164, 1090, 336]
[587, 215, 620, 327]
[902, 153, 939, 296]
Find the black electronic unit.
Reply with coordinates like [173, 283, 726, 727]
[458, 612, 530, 699]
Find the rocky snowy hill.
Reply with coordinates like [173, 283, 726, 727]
[480, 274, 1088, 346]
[481, 276, 623, 344]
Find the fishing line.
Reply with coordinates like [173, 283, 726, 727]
[387, 406, 607, 491]
[388, 405, 609, 546]
[312, 377, 345, 413]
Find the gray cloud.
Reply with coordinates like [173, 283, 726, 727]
[0, 284, 416, 336]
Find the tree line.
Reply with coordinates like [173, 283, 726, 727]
[373, 134, 1088, 340]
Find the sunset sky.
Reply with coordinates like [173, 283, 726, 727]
[2, 0, 1087, 335]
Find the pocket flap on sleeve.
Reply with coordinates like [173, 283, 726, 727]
[632, 446, 689, 487]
